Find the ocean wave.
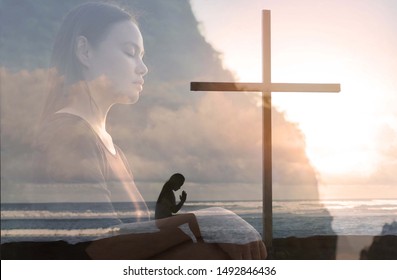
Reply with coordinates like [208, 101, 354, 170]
[185, 201, 262, 209]
[1, 227, 120, 238]
[322, 201, 397, 215]
[1, 210, 151, 220]
[323, 199, 397, 207]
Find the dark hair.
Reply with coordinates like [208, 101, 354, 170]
[168, 173, 185, 186]
[41, 2, 135, 121]
[161, 173, 185, 193]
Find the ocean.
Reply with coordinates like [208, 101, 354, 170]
[180, 200, 397, 237]
[1, 199, 396, 243]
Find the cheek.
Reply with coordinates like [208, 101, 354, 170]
[94, 52, 131, 80]
[92, 52, 139, 103]
[111, 59, 136, 84]
[112, 63, 140, 103]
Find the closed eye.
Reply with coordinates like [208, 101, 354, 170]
[123, 42, 143, 59]
[125, 51, 135, 58]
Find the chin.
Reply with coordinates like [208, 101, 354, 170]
[117, 90, 140, 105]
[123, 96, 140, 105]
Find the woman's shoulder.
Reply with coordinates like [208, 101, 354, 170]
[44, 113, 92, 135]
[36, 113, 99, 152]
[33, 113, 107, 180]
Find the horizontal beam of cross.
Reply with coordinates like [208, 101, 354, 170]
[191, 82, 341, 93]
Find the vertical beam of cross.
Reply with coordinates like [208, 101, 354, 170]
[262, 9, 273, 256]
[190, 10, 340, 256]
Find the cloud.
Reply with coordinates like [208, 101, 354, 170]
[110, 86, 321, 200]
[0, 68, 47, 182]
[0, 0, 325, 202]
[1, 68, 321, 201]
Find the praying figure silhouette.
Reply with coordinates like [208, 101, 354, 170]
[155, 173, 204, 243]
[155, 173, 187, 219]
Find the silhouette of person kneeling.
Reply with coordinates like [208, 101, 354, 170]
[155, 173, 203, 242]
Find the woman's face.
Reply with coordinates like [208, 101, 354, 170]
[86, 20, 148, 104]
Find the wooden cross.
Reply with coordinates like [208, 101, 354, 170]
[190, 10, 340, 253]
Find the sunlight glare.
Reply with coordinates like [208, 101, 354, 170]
[231, 51, 386, 182]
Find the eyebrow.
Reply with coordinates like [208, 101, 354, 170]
[123, 42, 145, 56]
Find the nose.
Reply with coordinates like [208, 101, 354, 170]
[137, 59, 148, 76]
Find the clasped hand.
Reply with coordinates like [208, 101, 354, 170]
[180, 190, 187, 202]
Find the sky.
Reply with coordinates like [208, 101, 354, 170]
[1, 0, 322, 203]
[1, 0, 396, 203]
[191, 0, 397, 200]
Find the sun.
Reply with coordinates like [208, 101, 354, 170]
[232, 51, 382, 185]
[271, 85, 381, 184]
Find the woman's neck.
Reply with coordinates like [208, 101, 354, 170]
[56, 82, 116, 154]
[61, 81, 114, 130]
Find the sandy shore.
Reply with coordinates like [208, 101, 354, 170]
[1, 235, 396, 259]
